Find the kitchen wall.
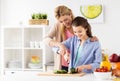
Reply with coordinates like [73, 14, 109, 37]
[1, 0, 120, 55]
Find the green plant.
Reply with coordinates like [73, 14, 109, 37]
[38, 13, 42, 19]
[31, 13, 36, 19]
[31, 13, 47, 19]
[42, 14, 47, 19]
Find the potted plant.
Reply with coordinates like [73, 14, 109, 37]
[29, 13, 49, 25]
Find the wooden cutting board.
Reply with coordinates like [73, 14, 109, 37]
[37, 72, 86, 77]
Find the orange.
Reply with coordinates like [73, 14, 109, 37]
[115, 62, 120, 70]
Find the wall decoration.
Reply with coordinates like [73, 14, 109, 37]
[80, 4, 104, 23]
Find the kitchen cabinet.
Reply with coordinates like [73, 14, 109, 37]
[1, 25, 54, 75]
[0, 27, 2, 76]
[0, 46, 1, 76]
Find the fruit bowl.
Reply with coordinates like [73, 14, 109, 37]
[94, 71, 112, 80]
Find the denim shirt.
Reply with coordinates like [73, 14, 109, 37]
[53, 36, 102, 73]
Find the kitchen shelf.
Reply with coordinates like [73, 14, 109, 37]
[2, 25, 54, 75]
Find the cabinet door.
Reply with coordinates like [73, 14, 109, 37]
[24, 49, 43, 70]
[3, 28, 23, 71]
[4, 49, 22, 69]
[4, 28, 22, 48]
[24, 28, 43, 48]
[24, 27, 44, 71]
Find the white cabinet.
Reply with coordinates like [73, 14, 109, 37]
[0, 28, 2, 76]
[2, 25, 54, 74]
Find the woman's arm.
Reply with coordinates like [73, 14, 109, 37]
[52, 43, 68, 55]
[43, 23, 62, 47]
[52, 37, 73, 55]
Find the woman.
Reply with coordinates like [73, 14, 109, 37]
[44, 5, 97, 72]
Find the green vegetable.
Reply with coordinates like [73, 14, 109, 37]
[54, 70, 68, 74]
[70, 68, 77, 74]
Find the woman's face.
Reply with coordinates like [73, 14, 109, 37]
[73, 26, 87, 39]
[58, 15, 72, 28]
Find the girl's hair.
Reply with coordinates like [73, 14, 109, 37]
[72, 16, 93, 37]
[54, 5, 74, 41]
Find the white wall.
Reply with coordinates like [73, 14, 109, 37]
[1, 0, 120, 54]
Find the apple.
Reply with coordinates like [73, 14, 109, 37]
[109, 53, 119, 62]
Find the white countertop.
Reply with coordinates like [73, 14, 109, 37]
[0, 72, 113, 81]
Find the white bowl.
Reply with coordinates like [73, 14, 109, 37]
[94, 71, 112, 80]
[28, 63, 42, 69]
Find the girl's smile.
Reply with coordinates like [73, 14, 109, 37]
[73, 26, 88, 40]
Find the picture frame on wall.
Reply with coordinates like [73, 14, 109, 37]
[80, 4, 104, 24]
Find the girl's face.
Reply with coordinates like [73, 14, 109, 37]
[58, 15, 72, 28]
[73, 26, 87, 39]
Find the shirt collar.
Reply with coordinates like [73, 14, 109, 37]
[76, 36, 91, 44]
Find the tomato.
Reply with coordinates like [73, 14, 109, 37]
[95, 66, 109, 72]
[95, 68, 101, 72]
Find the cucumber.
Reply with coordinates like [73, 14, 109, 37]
[54, 70, 68, 74]
[70, 68, 77, 74]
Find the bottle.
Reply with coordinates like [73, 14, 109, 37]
[100, 53, 112, 71]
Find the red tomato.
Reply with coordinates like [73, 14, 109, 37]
[95, 68, 101, 72]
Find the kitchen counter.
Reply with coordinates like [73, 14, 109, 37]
[0, 72, 113, 81]
[37, 72, 113, 81]
[37, 72, 86, 77]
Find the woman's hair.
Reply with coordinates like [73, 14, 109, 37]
[54, 5, 74, 41]
[54, 5, 74, 20]
[72, 16, 93, 37]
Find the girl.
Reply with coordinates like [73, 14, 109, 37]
[55, 16, 102, 73]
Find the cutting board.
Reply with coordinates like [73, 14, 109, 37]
[37, 72, 86, 77]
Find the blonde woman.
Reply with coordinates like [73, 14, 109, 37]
[44, 5, 97, 72]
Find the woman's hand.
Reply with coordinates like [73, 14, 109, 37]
[90, 36, 98, 42]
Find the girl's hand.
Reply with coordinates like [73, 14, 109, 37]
[64, 50, 70, 63]
[76, 65, 85, 73]
[76, 65, 92, 73]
